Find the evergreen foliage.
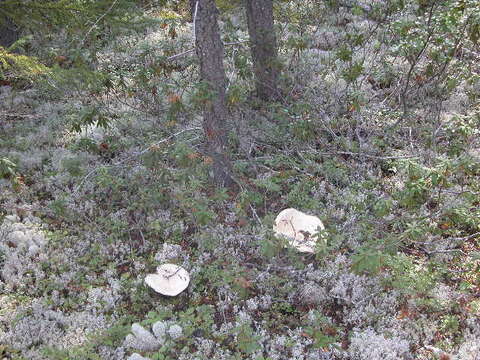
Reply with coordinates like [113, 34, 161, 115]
[0, 0, 141, 35]
[0, 46, 49, 82]
[0, 0, 148, 83]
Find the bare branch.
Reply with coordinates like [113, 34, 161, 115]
[79, 0, 119, 47]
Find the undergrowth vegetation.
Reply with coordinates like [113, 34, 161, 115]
[1, 0, 479, 359]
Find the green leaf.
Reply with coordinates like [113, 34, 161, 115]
[351, 249, 385, 275]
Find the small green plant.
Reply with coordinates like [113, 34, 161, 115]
[351, 247, 386, 275]
[234, 321, 262, 355]
[259, 231, 285, 259]
[42, 340, 102, 360]
[285, 177, 317, 209]
[61, 157, 84, 177]
[271, 301, 297, 316]
[71, 106, 112, 133]
[342, 61, 364, 84]
[302, 311, 340, 349]
[71, 138, 98, 153]
[439, 314, 460, 335]
[383, 254, 438, 296]
[321, 159, 350, 187]
[373, 198, 393, 217]
[0, 157, 17, 179]
[444, 111, 480, 156]
[0, 157, 19, 190]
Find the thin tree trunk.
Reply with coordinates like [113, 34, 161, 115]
[0, 22, 18, 48]
[194, 0, 233, 187]
[0, 0, 19, 48]
[245, 0, 279, 101]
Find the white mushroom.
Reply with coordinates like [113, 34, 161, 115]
[273, 208, 326, 253]
[127, 354, 151, 360]
[145, 264, 190, 296]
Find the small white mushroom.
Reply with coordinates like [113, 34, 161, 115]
[145, 264, 190, 296]
[273, 208, 326, 253]
[127, 354, 151, 360]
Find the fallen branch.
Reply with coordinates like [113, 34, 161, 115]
[75, 127, 201, 192]
[165, 40, 249, 62]
[424, 248, 467, 256]
[313, 151, 419, 160]
[79, 0, 119, 47]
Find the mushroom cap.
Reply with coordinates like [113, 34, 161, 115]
[145, 264, 190, 296]
[273, 208, 325, 253]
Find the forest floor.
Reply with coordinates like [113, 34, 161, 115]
[1, 1, 479, 359]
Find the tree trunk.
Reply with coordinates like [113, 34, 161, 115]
[0, 1, 19, 48]
[194, 0, 233, 187]
[0, 23, 18, 48]
[245, 0, 279, 101]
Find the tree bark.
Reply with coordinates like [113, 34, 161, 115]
[194, 0, 233, 187]
[0, 0, 19, 48]
[0, 22, 18, 48]
[245, 0, 280, 101]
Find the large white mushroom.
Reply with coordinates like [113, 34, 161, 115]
[273, 208, 325, 253]
[145, 264, 190, 296]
